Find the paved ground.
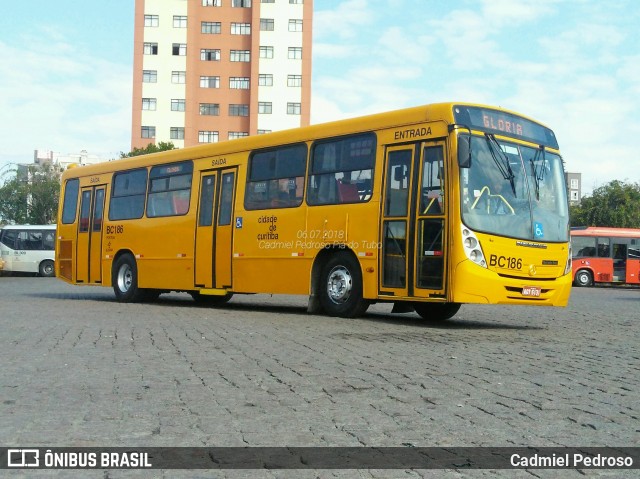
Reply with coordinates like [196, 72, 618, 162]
[0, 277, 638, 478]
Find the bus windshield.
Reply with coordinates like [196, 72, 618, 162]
[460, 134, 569, 242]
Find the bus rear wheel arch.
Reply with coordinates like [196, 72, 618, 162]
[39, 260, 55, 277]
[413, 302, 461, 321]
[318, 251, 369, 318]
[574, 269, 593, 287]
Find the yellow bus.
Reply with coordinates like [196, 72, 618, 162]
[56, 102, 572, 320]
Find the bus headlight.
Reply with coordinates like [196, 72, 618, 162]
[461, 226, 487, 268]
[564, 242, 572, 275]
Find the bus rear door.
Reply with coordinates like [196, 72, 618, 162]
[77, 185, 106, 283]
[195, 168, 237, 289]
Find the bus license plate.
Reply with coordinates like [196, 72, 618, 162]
[522, 286, 541, 297]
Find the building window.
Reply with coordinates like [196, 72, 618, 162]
[143, 42, 158, 55]
[257, 129, 272, 134]
[232, 0, 251, 7]
[231, 22, 251, 35]
[229, 77, 250, 89]
[171, 99, 186, 112]
[202, 21, 221, 34]
[141, 126, 156, 139]
[230, 50, 250, 62]
[287, 74, 302, 87]
[172, 43, 187, 56]
[143, 70, 157, 83]
[245, 143, 307, 210]
[570, 179, 579, 189]
[202, 0, 221, 5]
[229, 104, 249, 117]
[201, 49, 221, 61]
[170, 127, 185, 140]
[200, 103, 220, 116]
[142, 98, 157, 111]
[288, 47, 302, 59]
[260, 18, 275, 31]
[570, 190, 579, 201]
[200, 76, 220, 88]
[287, 102, 301, 115]
[172, 71, 186, 84]
[289, 0, 303, 4]
[259, 46, 274, 59]
[199, 131, 219, 143]
[258, 102, 272, 114]
[144, 15, 159, 27]
[262, 0, 275, 3]
[258, 74, 273, 86]
[173, 16, 187, 28]
[288, 19, 303, 32]
[229, 132, 249, 140]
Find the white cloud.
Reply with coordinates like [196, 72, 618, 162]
[0, 32, 131, 167]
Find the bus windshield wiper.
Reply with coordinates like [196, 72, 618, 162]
[529, 146, 546, 200]
[485, 133, 516, 196]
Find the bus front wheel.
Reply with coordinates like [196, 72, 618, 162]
[574, 269, 593, 287]
[413, 302, 461, 321]
[112, 254, 147, 303]
[319, 252, 369, 318]
[39, 260, 55, 277]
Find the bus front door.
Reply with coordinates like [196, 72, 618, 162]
[380, 142, 447, 299]
[195, 168, 237, 289]
[76, 185, 106, 284]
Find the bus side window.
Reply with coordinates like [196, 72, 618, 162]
[245, 144, 307, 210]
[597, 238, 610, 258]
[308, 133, 376, 206]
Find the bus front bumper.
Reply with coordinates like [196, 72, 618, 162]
[451, 260, 572, 307]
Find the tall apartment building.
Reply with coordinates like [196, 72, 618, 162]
[131, 0, 312, 150]
[565, 172, 582, 205]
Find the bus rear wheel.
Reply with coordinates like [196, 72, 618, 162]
[112, 254, 147, 303]
[39, 260, 55, 277]
[319, 252, 369, 318]
[413, 302, 461, 321]
[574, 269, 593, 287]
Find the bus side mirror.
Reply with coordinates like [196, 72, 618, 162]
[458, 136, 471, 168]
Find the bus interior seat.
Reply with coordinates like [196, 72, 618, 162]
[337, 180, 360, 203]
[173, 195, 190, 215]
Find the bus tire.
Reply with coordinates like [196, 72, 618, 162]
[39, 260, 55, 277]
[319, 252, 369, 318]
[190, 291, 233, 305]
[574, 269, 593, 287]
[112, 254, 146, 303]
[413, 302, 461, 321]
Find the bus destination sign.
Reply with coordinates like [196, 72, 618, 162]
[453, 105, 559, 149]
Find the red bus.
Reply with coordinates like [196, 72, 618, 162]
[571, 227, 640, 286]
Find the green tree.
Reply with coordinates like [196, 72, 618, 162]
[0, 162, 63, 224]
[120, 141, 176, 158]
[570, 180, 640, 228]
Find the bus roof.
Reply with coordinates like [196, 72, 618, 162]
[571, 226, 640, 238]
[61, 102, 557, 181]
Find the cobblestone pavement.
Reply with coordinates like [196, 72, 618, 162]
[1, 277, 638, 478]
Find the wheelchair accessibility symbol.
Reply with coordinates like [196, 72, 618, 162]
[534, 222, 544, 239]
[236, 217, 243, 229]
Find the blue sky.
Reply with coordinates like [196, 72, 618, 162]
[1, 0, 639, 194]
